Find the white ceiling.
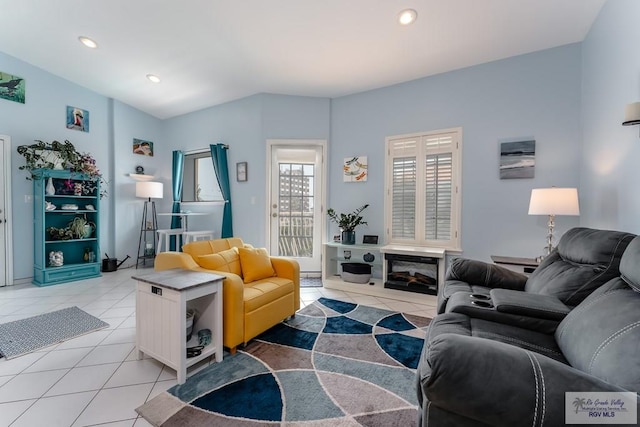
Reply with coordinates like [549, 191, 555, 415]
[0, 0, 606, 119]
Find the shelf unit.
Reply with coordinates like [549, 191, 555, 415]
[33, 169, 101, 286]
[322, 242, 383, 281]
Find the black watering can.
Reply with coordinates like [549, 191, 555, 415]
[102, 254, 130, 272]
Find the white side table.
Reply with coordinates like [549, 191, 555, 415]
[133, 269, 224, 384]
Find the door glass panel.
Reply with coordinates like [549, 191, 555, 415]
[277, 162, 314, 258]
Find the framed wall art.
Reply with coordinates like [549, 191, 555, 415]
[66, 106, 90, 132]
[343, 156, 367, 182]
[499, 140, 535, 179]
[236, 162, 248, 182]
[133, 138, 154, 156]
[0, 71, 25, 104]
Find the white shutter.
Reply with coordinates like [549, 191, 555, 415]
[385, 129, 461, 249]
[424, 135, 453, 241]
[390, 138, 417, 240]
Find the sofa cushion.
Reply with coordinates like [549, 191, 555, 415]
[555, 277, 640, 391]
[196, 247, 242, 277]
[428, 313, 567, 363]
[525, 228, 634, 305]
[243, 277, 294, 312]
[239, 247, 275, 283]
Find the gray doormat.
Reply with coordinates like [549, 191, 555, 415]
[0, 306, 109, 359]
[300, 277, 323, 288]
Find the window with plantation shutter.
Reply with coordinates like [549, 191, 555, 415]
[385, 129, 461, 249]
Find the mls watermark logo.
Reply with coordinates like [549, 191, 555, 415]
[566, 392, 637, 424]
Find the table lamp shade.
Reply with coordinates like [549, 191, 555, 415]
[528, 188, 580, 216]
[136, 181, 163, 199]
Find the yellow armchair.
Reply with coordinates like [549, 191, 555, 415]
[154, 237, 300, 353]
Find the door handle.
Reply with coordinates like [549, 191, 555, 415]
[272, 213, 277, 217]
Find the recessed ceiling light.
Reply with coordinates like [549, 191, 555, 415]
[398, 9, 417, 26]
[78, 36, 98, 49]
[146, 74, 161, 83]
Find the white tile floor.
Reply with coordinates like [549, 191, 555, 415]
[0, 268, 438, 427]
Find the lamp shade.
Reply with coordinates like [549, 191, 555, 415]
[622, 102, 640, 126]
[528, 188, 580, 216]
[136, 181, 163, 199]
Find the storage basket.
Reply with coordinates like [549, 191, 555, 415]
[341, 262, 372, 284]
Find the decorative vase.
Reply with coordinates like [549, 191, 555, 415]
[49, 250, 63, 267]
[46, 177, 56, 195]
[341, 231, 356, 245]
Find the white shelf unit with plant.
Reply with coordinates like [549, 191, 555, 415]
[32, 168, 101, 286]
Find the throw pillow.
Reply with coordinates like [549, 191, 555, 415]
[197, 247, 242, 277]
[239, 247, 275, 283]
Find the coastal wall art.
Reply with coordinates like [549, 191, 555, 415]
[66, 106, 90, 132]
[499, 140, 535, 179]
[343, 156, 368, 182]
[133, 138, 154, 156]
[0, 71, 25, 104]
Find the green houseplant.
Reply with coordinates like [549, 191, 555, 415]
[17, 139, 108, 198]
[327, 204, 369, 245]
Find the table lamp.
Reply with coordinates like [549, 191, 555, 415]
[528, 187, 580, 257]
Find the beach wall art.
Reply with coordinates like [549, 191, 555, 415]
[343, 156, 367, 182]
[499, 140, 535, 179]
[66, 106, 90, 132]
[0, 71, 25, 104]
[133, 138, 154, 156]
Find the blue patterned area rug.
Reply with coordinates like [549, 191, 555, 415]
[137, 297, 431, 426]
[0, 306, 109, 359]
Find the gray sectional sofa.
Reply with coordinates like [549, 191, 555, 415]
[418, 229, 640, 426]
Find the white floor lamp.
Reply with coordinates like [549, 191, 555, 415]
[136, 181, 163, 268]
[528, 187, 580, 258]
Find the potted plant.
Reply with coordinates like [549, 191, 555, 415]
[327, 204, 369, 245]
[16, 139, 108, 198]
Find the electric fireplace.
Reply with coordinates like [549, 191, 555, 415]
[384, 253, 439, 295]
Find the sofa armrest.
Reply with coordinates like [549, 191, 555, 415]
[490, 288, 571, 321]
[446, 258, 528, 291]
[419, 333, 634, 426]
[218, 272, 245, 350]
[154, 252, 201, 271]
[271, 257, 300, 311]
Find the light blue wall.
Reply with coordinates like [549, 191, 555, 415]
[330, 45, 583, 261]
[0, 52, 162, 279]
[112, 100, 164, 265]
[0, 51, 112, 280]
[7, 5, 636, 281]
[580, 0, 640, 233]
[162, 93, 330, 247]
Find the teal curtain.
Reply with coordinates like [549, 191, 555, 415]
[170, 150, 184, 250]
[210, 143, 233, 237]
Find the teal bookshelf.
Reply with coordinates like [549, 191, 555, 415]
[32, 169, 101, 286]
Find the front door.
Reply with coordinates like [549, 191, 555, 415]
[268, 140, 325, 273]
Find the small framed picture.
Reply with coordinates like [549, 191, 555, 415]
[133, 138, 154, 156]
[362, 235, 378, 244]
[66, 105, 90, 132]
[236, 162, 248, 182]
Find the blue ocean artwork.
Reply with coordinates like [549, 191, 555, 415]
[500, 140, 535, 179]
